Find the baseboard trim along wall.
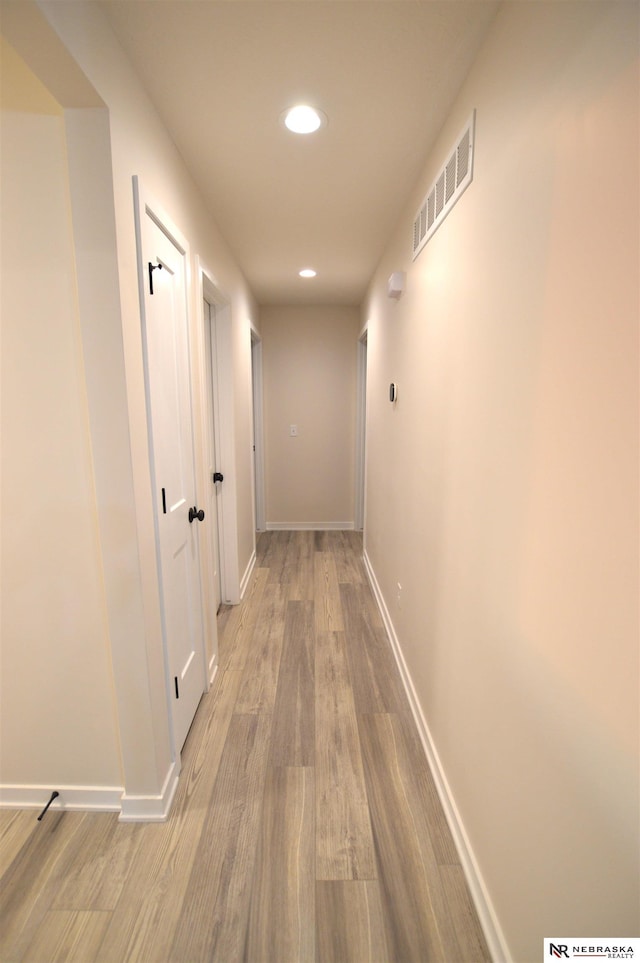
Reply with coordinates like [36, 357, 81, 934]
[265, 521, 354, 531]
[1, 759, 181, 824]
[362, 549, 512, 963]
[239, 549, 257, 599]
[0, 784, 123, 814]
[119, 761, 179, 823]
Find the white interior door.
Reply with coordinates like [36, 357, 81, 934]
[204, 298, 222, 611]
[251, 334, 266, 532]
[199, 268, 240, 604]
[136, 186, 205, 754]
[355, 332, 368, 531]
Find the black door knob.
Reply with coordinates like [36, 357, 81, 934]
[188, 506, 205, 523]
[213, 472, 224, 483]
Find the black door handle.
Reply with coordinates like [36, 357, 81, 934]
[213, 472, 224, 483]
[188, 506, 205, 523]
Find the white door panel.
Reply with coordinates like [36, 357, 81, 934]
[204, 298, 222, 613]
[137, 189, 205, 754]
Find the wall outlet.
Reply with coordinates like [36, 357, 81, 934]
[289, 424, 298, 437]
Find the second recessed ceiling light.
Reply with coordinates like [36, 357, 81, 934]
[299, 269, 317, 278]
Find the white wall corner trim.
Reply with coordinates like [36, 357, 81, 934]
[118, 761, 180, 823]
[239, 548, 257, 599]
[0, 784, 123, 815]
[265, 522, 355, 531]
[362, 550, 512, 963]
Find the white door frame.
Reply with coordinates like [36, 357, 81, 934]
[196, 260, 241, 603]
[354, 326, 368, 531]
[251, 331, 266, 532]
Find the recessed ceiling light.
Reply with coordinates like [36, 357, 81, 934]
[282, 105, 326, 134]
[299, 268, 317, 278]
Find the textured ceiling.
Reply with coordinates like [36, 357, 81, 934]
[101, 0, 499, 305]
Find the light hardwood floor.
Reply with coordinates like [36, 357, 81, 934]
[0, 531, 491, 962]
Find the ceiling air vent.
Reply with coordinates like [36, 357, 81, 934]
[412, 110, 476, 260]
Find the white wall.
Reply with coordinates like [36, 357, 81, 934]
[0, 38, 122, 794]
[1, 0, 259, 813]
[363, 2, 639, 959]
[261, 305, 360, 528]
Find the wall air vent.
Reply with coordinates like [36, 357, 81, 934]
[412, 110, 476, 260]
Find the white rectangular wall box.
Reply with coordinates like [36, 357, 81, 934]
[388, 272, 405, 299]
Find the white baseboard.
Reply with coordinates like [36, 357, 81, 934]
[0, 783, 122, 814]
[265, 521, 354, 531]
[239, 548, 256, 599]
[119, 760, 179, 823]
[1, 763, 180, 824]
[362, 550, 512, 963]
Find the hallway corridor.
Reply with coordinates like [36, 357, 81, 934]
[0, 531, 490, 962]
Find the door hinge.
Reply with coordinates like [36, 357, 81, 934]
[174, 676, 179, 699]
[148, 260, 163, 295]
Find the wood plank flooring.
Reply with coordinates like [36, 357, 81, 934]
[0, 531, 491, 962]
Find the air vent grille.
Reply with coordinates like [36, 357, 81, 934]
[457, 127, 470, 184]
[412, 110, 476, 260]
[427, 191, 435, 230]
[435, 172, 445, 217]
[445, 153, 456, 203]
